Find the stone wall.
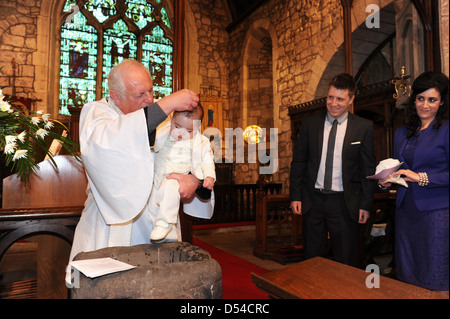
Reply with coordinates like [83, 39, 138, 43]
[1, 0, 448, 191]
[185, 0, 230, 124]
[185, 0, 449, 190]
[440, 0, 449, 76]
[216, 0, 347, 187]
[246, 35, 273, 130]
[0, 0, 40, 99]
[186, 0, 355, 186]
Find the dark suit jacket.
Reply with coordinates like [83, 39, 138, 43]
[289, 111, 376, 222]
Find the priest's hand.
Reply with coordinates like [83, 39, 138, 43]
[158, 89, 199, 115]
[166, 173, 198, 200]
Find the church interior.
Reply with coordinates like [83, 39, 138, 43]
[0, 0, 448, 299]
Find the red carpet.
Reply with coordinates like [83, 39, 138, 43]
[192, 237, 269, 299]
[192, 221, 256, 231]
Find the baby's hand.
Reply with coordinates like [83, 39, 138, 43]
[203, 177, 215, 190]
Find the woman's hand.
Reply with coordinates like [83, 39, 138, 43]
[378, 177, 392, 188]
[394, 169, 420, 183]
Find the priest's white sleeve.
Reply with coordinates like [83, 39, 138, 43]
[79, 99, 154, 225]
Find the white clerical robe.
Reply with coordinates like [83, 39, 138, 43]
[67, 98, 215, 282]
[68, 98, 158, 266]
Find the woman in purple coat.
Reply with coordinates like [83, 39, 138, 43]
[380, 71, 449, 293]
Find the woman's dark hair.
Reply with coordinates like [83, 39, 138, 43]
[404, 71, 449, 137]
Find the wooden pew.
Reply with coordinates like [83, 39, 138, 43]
[1, 155, 87, 259]
[253, 192, 303, 263]
[252, 256, 448, 299]
[0, 155, 87, 298]
[0, 153, 201, 298]
[2, 155, 87, 209]
[0, 155, 194, 297]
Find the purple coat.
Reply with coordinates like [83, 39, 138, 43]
[394, 120, 449, 211]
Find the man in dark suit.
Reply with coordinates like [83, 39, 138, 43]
[289, 73, 375, 266]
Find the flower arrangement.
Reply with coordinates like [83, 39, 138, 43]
[0, 88, 80, 185]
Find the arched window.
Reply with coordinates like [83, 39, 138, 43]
[355, 34, 396, 89]
[59, 0, 173, 115]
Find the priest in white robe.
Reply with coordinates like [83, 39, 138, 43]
[67, 60, 202, 280]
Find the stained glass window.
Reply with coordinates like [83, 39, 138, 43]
[59, 10, 98, 115]
[142, 26, 173, 99]
[125, 0, 155, 29]
[84, 0, 117, 23]
[59, 0, 174, 115]
[161, 7, 171, 28]
[102, 20, 138, 96]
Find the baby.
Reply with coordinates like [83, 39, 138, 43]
[150, 103, 215, 242]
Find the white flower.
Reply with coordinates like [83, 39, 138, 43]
[4, 142, 17, 154]
[42, 113, 51, 122]
[44, 121, 54, 129]
[35, 128, 49, 138]
[12, 149, 28, 161]
[0, 99, 12, 112]
[17, 131, 26, 143]
[31, 116, 41, 125]
[5, 135, 17, 144]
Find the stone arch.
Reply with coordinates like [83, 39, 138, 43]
[306, 0, 397, 99]
[241, 19, 280, 130]
[394, 0, 425, 81]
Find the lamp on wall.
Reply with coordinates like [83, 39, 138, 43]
[243, 125, 262, 144]
[392, 66, 412, 100]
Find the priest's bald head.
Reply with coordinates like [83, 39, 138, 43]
[108, 59, 154, 114]
[107, 59, 199, 116]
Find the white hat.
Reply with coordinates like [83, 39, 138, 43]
[367, 158, 403, 180]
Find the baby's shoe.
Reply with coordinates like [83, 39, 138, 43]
[164, 228, 178, 243]
[150, 220, 173, 242]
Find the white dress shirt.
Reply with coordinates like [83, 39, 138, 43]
[315, 112, 348, 191]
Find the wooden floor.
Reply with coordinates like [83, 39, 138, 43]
[0, 225, 404, 299]
[196, 226, 448, 299]
[194, 225, 394, 273]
